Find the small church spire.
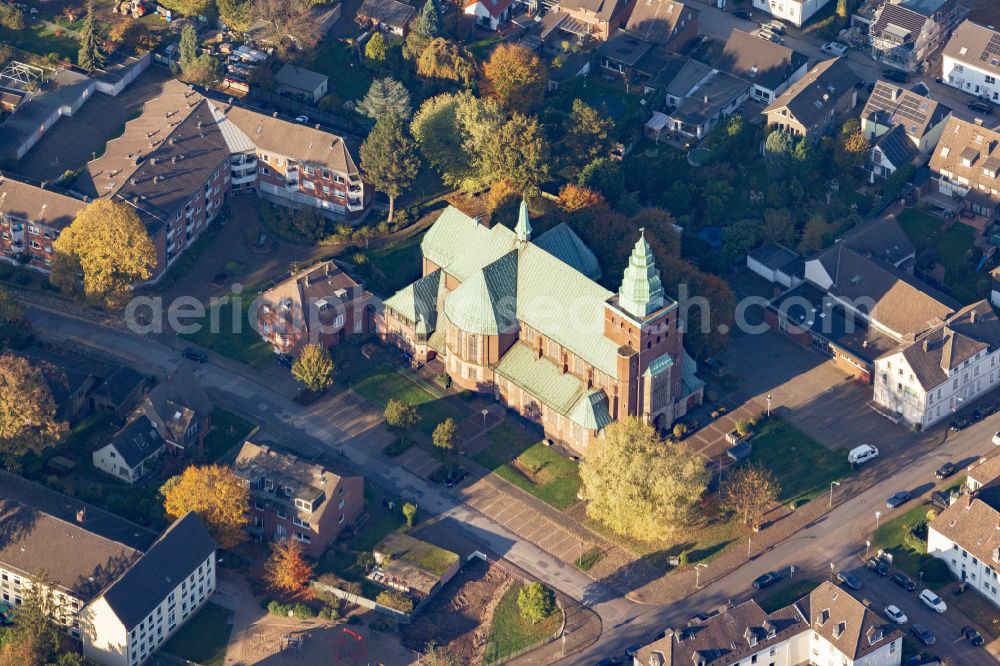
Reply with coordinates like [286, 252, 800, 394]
[618, 228, 665, 318]
[515, 197, 532, 243]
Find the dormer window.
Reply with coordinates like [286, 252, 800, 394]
[833, 621, 846, 639]
[283, 486, 293, 498]
[817, 609, 830, 626]
[940, 146, 950, 157]
[294, 498, 313, 512]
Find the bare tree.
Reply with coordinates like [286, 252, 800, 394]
[721, 464, 781, 529]
[251, 0, 316, 49]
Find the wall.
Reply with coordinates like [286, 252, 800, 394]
[928, 525, 1000, 609]
[943, 54, 1000, 102]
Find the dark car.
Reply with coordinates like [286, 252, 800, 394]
[182, 347, 207, 363]
[752, 571, 782, 590]
[443, 469, 468, 488]
[867, 557, 889, 576]
[886, 491, 911, 508]
[837, 571, 862, 591]
[930, 490, 951, 510]
[962, 626, 984, 646]
[910, 623, 935, 647]
[883, 69, 909, 83]
[733, 8, 752, 19]
[968, 98, 994, 114]
[935, 462, 956, 479]
[891, 571, 917, 591]
[277, 353, 294, 369]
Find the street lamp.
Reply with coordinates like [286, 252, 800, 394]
[875, 510, 882, 531]
[766, 394, 772, 418]
[481, 409, 489, 435]
[747, 534, 752, 559]
[829, 481, 841, 507]
[829, 562, 835, 581]
[695, 563, 708, 588]
[865, 540, 871, 560]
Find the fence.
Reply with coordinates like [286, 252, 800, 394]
[310, 579, 412, 621]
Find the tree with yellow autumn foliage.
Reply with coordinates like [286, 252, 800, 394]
[161, 465, 249, 548]
[0, 354, 67, 469]
[481, 44, 545, 113]
[51, 198, 156, 308]
[265, 538, 314, 593]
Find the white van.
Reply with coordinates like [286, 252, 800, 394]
[848, 444, 879, 465]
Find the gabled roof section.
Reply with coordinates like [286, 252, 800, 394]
[568, 390, 613, 430]
[943, 20, 1000, 76]
[625, 0, 698, 46]
[533, 222, 601, 279]
[837, 215, 916, 268]
[558, 0, 623, 22]
[763, 58, 861, 129]
[872, 123, 920, 167]
[444, 250, 519, 336]
[384, 269, 442, 326]
[862, 80, 951, 141]
[797, 582, 901, 661]
[359, 0, 418, 27]
[421, 207, 518, 281]
[0, 176, 84, 232]
[106, 416, 165, 468]
[494, 342, 589, 416]
[929, 116, 1000, 197]
[718, 29, 808, 92]
[873, 3, 928, 44]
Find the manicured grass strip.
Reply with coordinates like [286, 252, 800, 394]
[203, 409, 256, 462]
[179, 300, 276, 371]
[871, 503, 953, 588]
[574, 547, 603, 572]
[483, 583, 561, 664]
[756, 579, 820, 613]
[352, 365, 468, 433]
[747, 417, 852, 504]
[161, 602, 232, 666]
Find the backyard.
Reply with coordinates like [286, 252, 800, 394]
[308, 37, 373, 103]
[353, 233, 425, 298]
[482, 583, 562, 664]
[871, 503, 953, 587]
[0, 23, 79, 61]
[897, 208, 981, 304]
[162, 602, 232, 666]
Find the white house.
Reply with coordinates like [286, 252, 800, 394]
[747, 244, 804, 288]
[872, 301, 1000, 428]
[751, 0, 830, 28]
[941, 20, 1000, 104]
[633, 581, 902, 666]
[92, 416, 166, 485]
[464, 0, 515, 30]
[84, 512, 218, 666]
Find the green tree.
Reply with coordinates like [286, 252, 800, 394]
[179, 23, 198, 69]
[365, 32, 389, 63]
[516, 582, 555, 624]
[419, 642, 463, 666]
[563, 100, 614, 172]
[835, 130, 870, 172]
[0, 285, 23, 350]
[9, 571, 60, 663]
[360, 114, 421, 223]
[384, 399, 420, 442]
[412, 92, 474, 187]
[357, 77, 412, 120]
[580, 418, 709, 541]
[721, 464, 781, 528]
[182, 54, 220, 85]
[417, 38, 476, 85]
[291, 344, 336, 393]
[51, 199, 156, 307]
[0, 4, 25, 30]
[77, 1, 103, 71]
[402, 501, 417, 528]
[467, 113, 549, 194]
[217, 0, 254, 31]
[415, 0, 440, 38]
[579, 157, 625, 206]
[0, 355, 67, 470]
[158, 0, 214, 14]
[432, 418, 456, 452]
[482, 43, 546, 113]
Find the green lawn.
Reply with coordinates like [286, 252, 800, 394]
[0, 24, 79, 61]
[756, 578, 821, 613]
[203, 409, 256, 462]
[483, 584, 561, 664]
[897, 208, 979, 303]
[351, 364, 469, 434]
[178, 299, 276, 371]
[747, 417, 853, 505]
[474, 423, 582, 510]
[161, 602, 232, 666]
[898, 208, 942, 250]
[871, 503, 954, 588]
[309, 38, 373, 101]
[357, 234, 425, 298]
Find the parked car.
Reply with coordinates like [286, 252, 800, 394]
[919, 589, 947, 613]
[930, 491, 951, 510]
[883, 69, 909, 83]
[934, 462, 956, 479]
[821, 42, 848, 56]
[625, 643, 643, 658]
[968, 98, 994, 114]
[837, 571, 862, 591]
[910, 623, 936, 646]
[962, 626, 984, 646]
[883, 604, 907, 624]
[867, 557, 889, 576]
[886, 491, 912, 509]
[752, 571, 782, 590]
[848, 444, 879, 465]
[733, 8, 752, 20]
[757, 30, 783, 44]
[182, 347, 207, 363]
[891, 572, 917, 592]
[443, 468, 468, 488]
[276, 353, 293, 369]
[294, 115, 310, 123]
[993, 430, 1000, 445]
[763, 21, 785, 34]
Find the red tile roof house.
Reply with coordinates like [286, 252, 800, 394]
[235, 441, 364, 558]
[465, 0, 517, 31]
[257, 260, 372, 357]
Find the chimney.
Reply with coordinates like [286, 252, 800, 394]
[923, 339, 930, 352]
[76, 508, 86, 524]
[976, 118, 984, 126]
[971, 309, 978, 323]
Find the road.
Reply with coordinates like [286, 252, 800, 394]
[22, 304, 1000, 665]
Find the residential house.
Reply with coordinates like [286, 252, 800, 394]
[235, 441, 364, 557]
[926, 459, 1000, 608]
[274, 64, 329, 103]
[597, 32, 660, 85]
[871, 0, 964, 73]
[927, 116, 1000, 220]
[543, 0, 630, 43]
[257, 260, 372, 356]
[84, 512, 218, 666]
[0, 471, 152, 641]
[90, 366, 149, 423]
[942, 20, 1000, 104]
[633, 581, 903, 666]
[746, 244, 804, 289]
[92, 416, 167, 485]
[717, 29, 808, 103]
[661, 65, 751, 142]
[967, 454, 1000, 492]
[624, 0, 699, 53]
[464, 0, 516, 31]
[763, 57, 862, 140]
[0, 176, 84, 272]
[357, 0, 417, 36]
[136, 367, 213, 456]
[860, 80, 951, 177]
[752, 0, 831, 28]
[378, 201, 705, 454]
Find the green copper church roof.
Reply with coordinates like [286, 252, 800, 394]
[618, 230, 665, 319]
[532, 223, 601, 280]
[383, 269, 442, 327]
[568, 390, 613, 431]
[443, 250, 519, 336]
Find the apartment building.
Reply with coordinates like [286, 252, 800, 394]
[235, 441, 364, 557]
[751, 0, 830, 28]
[927, 116, 1000, 219]
[870, 0, 964, 73]
[84, 512, 218, 666]
[0, 176, 84, 271]
[941, 19, 1000, 103]
[633, 581, 903, 666]
[257, 260, 372, 356]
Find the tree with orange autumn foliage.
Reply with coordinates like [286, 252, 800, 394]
[558, 184, 605, 213]
[161, 465, 249, 548]
[265, 538, 314, 593]
[481, 44, 545, 113]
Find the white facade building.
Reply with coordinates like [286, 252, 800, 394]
[941, 20, 1000, 103]
[751, 0, 830, 28]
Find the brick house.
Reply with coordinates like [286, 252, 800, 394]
[0, 176, 84, 271]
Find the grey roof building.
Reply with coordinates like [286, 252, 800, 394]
[718, 29, 808, 101]
[275, 64, 328, 102]
[763, 57, 862, 139]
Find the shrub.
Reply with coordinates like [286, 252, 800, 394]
[319, 605, 341, 621]
[267, 601, 294, 616]
[672, 423, 688, 439]
[376, 590, 414, 614]
[435, 372, 451, 388]
[678, 551, 689, 567]
[292, 602, 315, 619]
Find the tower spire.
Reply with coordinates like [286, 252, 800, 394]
[515, 197, 532, 243]
[618, 228, 664, 318]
